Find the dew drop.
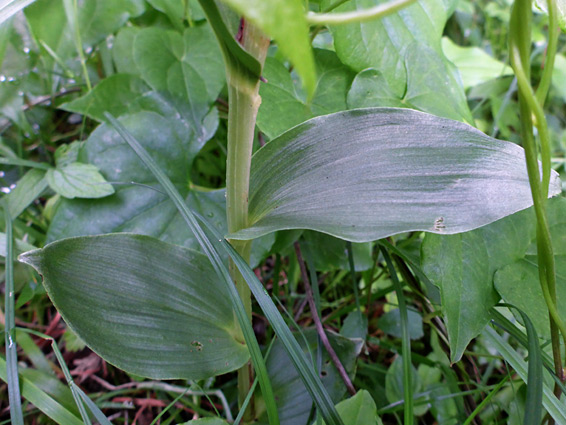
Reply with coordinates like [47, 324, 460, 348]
[23, 47, 30, 54]
[0, 75, 6, 82]
[0, 171, 5, 177]
[8, 335, 13, 348]
[1, 187, 11, 194]
[9, 183, 16, 190]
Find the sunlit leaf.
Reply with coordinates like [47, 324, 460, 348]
[229, 108, 561, 242]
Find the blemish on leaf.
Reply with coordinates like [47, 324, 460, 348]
[190, 340, 203, 351]
[433, 216, 446, 231]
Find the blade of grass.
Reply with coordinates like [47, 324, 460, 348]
[18, 328, 114, 425]
[461, 375, 511, 425]
[2, 202, 24, 425]
[346, 242, 361, 313]
[105, 112, 344, 425]
[484, 326, 566, 425]
[380, 245, 413, 425]
[0, 356, 84, 424]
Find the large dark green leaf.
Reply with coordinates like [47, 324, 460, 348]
[421, 202, 537, 362]
[348, 42, 471, 122]
[258, 329, 363, 425]
[19, 233, 249, 379]
[257, 49, 355, 139]
[229, 108, 561, 243]
[326, 0, 471, 122]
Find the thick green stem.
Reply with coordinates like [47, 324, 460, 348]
[225, 22, 269, 421]
[509, 0, 566, 385]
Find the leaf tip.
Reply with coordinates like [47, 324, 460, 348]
[17, 248, 42, 271]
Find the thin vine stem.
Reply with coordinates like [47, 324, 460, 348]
[509, 0, 566, 386]
[306, 0, 417, 25]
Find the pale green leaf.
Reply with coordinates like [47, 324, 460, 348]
[218, 0, 316, 96]
[18, 233, 249, 379]
[535, 0, 566, 31]
[5, 168, 47, 217]
[229, 108, 561, 242]
[441, 37, 513, 89]
[46, 162, 115, 199]
[323, 390, 383, 425]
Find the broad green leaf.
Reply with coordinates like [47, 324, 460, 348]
[61, 74, 151, 122]
[258, 329, 363, 425]
[422, 232, 497, 361]
[18, 233, 249, 379]
[0, 356, 83, 425]
[46, 163, 114, 199]
[229, 108, 561, 242]
[322, 390, 383, 425]
[421, 205, 537, 362]
[133, 25, 224, 130]
[257, 49, 355, 139]
[441, 37, 513, 89]
[379, 309, 424, 340]
[325, 0, 469, 120]
[347, 42, 471, 122]
[47, 113, 270, 266]
[4, 168, 47, 217]
[112, 26, 140, 74]
[218, 0, 316, 97]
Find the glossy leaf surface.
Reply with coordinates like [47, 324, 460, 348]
[19, 233, 249, 379]
[230, 108, 561, 242]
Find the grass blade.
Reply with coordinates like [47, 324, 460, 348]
[494, 305, 543, 425]
[105, 112, 344, 425]
[484, 326, 566, 425]
[380, 246, 413, 425]
[2, 202, 24, 425]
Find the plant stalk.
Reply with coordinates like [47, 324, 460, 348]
[225, 21, 269, 421]
[509, 0, 565, 390]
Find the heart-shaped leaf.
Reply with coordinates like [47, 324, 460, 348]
[19, 233, 249, 380]
[230, 108, 561, 242]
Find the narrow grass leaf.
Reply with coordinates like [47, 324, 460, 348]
[0, 356, 83, 425]
[2, 203, 24, 425]
[380, 246, 413, 425]
[495, 305, 542, 425]
[484, 326, 566, 425]
[229, 108, 561, 242]
[105, 112, 344, 425]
